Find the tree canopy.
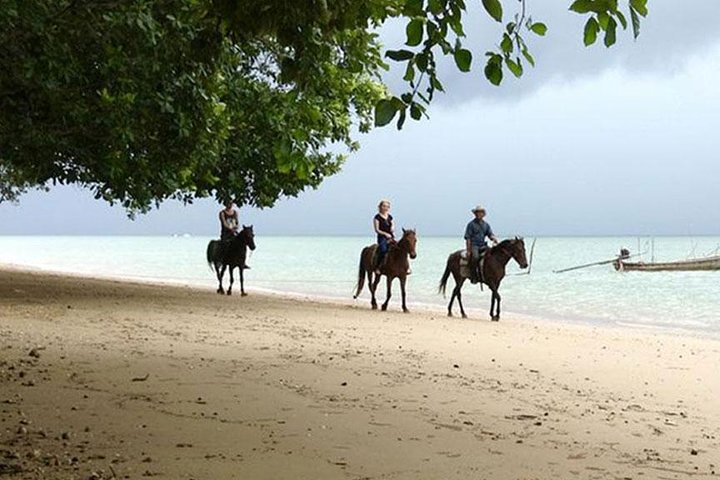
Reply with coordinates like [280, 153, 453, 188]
[0, 0, 648, 213]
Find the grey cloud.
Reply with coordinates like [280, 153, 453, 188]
[380, 1, 720, 104]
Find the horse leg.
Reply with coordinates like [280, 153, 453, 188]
[489, 290, 495, 320]
[447, 284, 457, 317]
[240, 266, 247, 296]
[381, 276, 393, 311]
[399, 275, 409, 313]
[370, 273, 381, 310]
[492, 291, 501, 321]
[227, 266, 234, 296]
[457, 279, 468, 319]
[216, 264, 226, 294]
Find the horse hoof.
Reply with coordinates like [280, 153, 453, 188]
[371, 304, 378, 310]
[227, 291, 232, 296]
[403, 309, 410, 314]
[491, 316, 499, 322]
[241, 292, 248, 297]
[216, 289, 224, 294]
[447, 312, 453, 318]
[462, 314, 468, 319]
[381, 305, 388, 312]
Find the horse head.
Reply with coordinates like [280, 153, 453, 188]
[509, 236, 528, 269]
[400, 228, 418, 259]
[240, 225, 256, 251]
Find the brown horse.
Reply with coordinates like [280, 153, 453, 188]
[439, 238, 528, 321]
[353, 229, 418, 313]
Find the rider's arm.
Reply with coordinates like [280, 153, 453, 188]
[373, 217, 383, 236]
[389, 217, 395, 238]
[373, 217, 392, 238]
[464, 223, 473, 254]
[487, 224, 499, 245]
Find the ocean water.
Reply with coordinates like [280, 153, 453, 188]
[1, 235, 719, 333]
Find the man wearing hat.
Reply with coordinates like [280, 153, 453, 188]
[464, 205, 499, 284]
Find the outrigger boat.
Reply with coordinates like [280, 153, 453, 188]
[555, 247, 720, 274]
[614, 252, 720, 272]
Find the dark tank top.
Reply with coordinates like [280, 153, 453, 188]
[374, 213, 393, 238]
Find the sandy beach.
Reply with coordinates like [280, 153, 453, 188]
[1, 267, 719, 479]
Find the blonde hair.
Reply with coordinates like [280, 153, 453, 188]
[377, 199, 391, 211]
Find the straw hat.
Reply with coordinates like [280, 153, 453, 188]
[471, 205, 486, 213]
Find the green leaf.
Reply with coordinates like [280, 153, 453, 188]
[481, 0, 503, 22]
[449, 16, 465, 37]
[529, 22, 547, 36]
[430, 75, 445, 91]
[630, 6, 641, 39]
[604, 16, 617, 47]
[375, 99, 398, 127]
[569, 0, 593, 14]
[505, 57, 523, 77]
[416, 52, 429, 71]
[583, 17, 599, 46]
[521, 46, 535, 67]
[396, 108, 407, 130]
[453, 48, 472, 72]
[630, 0, 648, 16]
[403, 62, 415, 82]
[597, 11, 610, 30]
[484, 56, 503, 86]
[428, 0, 443, 15]
[386, 49, 414, 61]
[404, 0, 424, 16]
[410, 102, 422, 120]
[406, 19, 424, 46]
[500, 34, 513, 54]
[615, 10, 627, 29]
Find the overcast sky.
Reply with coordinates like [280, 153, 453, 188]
[2, 1, 719, 237]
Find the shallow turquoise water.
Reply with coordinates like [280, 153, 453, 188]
[1, 236, 719, 332]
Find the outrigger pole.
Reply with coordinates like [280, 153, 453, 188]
[553, 251, 645, 274]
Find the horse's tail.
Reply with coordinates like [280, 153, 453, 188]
[353, 250, 366, 299]
[206, 241, 215, 270]
[438, 256, 452, 297]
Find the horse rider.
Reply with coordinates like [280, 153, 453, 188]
[464, 205, 498, 284]
[373, 199, 395, 274]
[219, 200, 250, 268]
[220, 200, 239, 240]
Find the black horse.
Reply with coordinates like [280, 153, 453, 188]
[206, 225, 256, 296]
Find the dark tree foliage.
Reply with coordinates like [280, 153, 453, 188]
[0, 0, 647, 213]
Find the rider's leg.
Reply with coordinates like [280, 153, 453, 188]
[375, 237, 388, 274]
[470, 244, 482, 284]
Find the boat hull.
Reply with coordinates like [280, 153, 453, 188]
[615, 256, 720, 272]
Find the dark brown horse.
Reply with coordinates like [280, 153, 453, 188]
[439, 238, 528, 321]
[206, 225, 256, 296]
[353, 229, 418, 313]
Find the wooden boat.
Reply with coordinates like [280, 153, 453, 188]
[614, 255, 720, 272]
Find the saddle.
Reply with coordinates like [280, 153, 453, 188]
[460, 250, 486, 285]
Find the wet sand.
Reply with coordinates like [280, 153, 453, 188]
[1, 267, 719, 479]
